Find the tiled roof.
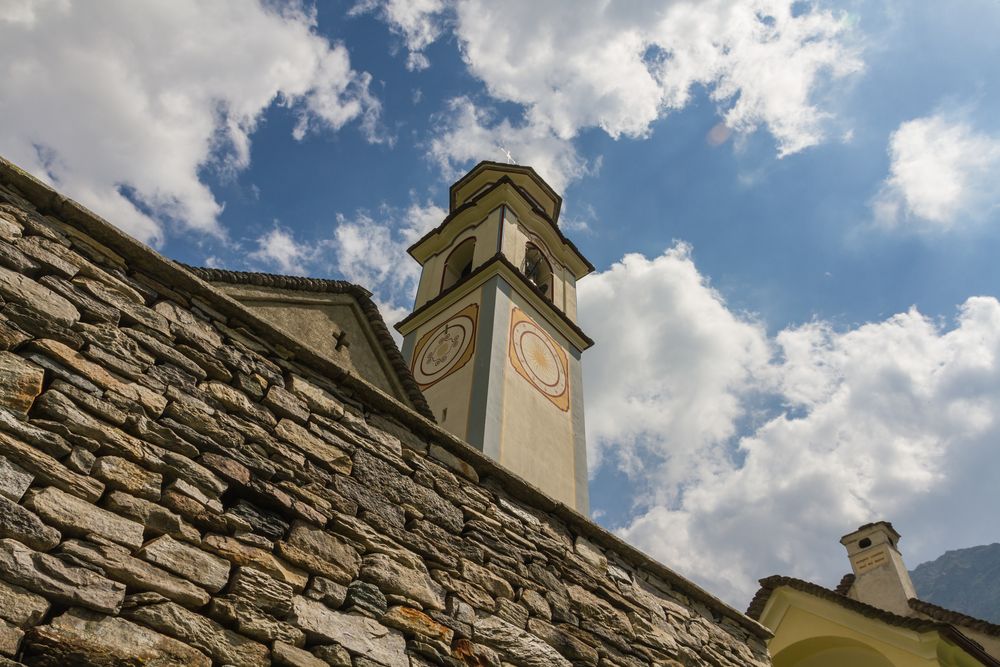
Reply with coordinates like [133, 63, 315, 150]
[834, 572, 855, 595]
[182, 266, 433, 421]
[910, 598, 1000, 637]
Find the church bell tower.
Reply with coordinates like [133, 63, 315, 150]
[396, 162, 594, 512]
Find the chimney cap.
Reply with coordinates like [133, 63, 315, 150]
[839, 521, 901, 547]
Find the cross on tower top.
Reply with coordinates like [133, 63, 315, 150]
[497, 145, 516, 164]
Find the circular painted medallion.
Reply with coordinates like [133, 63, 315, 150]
[412, 312, 476, 386]
[511, 319, 567, 398]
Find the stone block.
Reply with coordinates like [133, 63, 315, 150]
[62, 539, 211, 608]
[274, 640, 328, 667]
[0, 494, 60, 551]
[22, 608, 211, 667]
[202, 533, 307, 591]
[209, 597, 305, 646]
[0, 407, 71, 458]
[27, 338, 120, 391]
[0, 578, 49, 628]
[0, 266, 79, 328]
[64, 446, 95, 475]
[519, 590, 551, 621]
[264, 386, 310, 423]
[361, 552, 444, 611]
[24, 486, 143, 550]
[280, 520, 360, 584]
[276, 419, 352, 474]
[101, 490, 200, 543]
[228, 566, 294, 615]
[305, 576, 348, 610]
[122, 599, 268, 667]
[565, 585, 634, 640]
[345, 581, 387, 617]
[0, 538, 125, 614]
[0, 620, 22, 657]
[0, 352, 43, 416]
[0, 430, 103, 502]
[429, 444, 479, 483]
[461, 559, 514, 600]
[288, 597, 407, 667]
[382, 606, 454, 647]
[229, 498, 288, 540]
[93, 455, 163, 501]
[311, 643, 352, 667]
[286, 375, 345, 420]
[525, 618, 598, 667]
[137, 535, 231, 593]
[473, 615, 571, 667]
[495, 599, 529, 629]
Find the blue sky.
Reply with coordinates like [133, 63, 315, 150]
[3, 0, 1000, 607]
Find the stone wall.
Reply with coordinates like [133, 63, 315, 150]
[0, 157, 770, 667]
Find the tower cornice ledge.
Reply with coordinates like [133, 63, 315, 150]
[409, 176, 595, 278]
[395, 252, 594, 350]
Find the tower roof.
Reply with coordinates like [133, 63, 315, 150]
[449, 161, 563, 219]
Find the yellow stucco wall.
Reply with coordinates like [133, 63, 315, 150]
[497, 293, 578, 508]
[413, 207, 502, 310]
[501, 207, 573, 319]
[406, 290, 483, 439]
[761, 588, 986, 667]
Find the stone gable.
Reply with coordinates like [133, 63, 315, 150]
[0, 156, 769, 667]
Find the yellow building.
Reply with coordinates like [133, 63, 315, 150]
[748, 522, 1000, 667]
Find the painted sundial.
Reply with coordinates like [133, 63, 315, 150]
[508, 307, 569, 411]
[411, 303, 478, 389]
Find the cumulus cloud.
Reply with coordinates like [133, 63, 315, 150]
[0, 0, 379, 244]
[580, 245, 1000, 605]
[873, 113, 1000, 230]
[329, 201, 445, 300]
[248, 226, 317, 275]
[429, 98, 593, 193]
[579, 245, 771, 480]
[380, 0, 861, 190]
[350, 0, 447, 71]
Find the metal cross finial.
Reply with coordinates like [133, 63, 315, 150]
[498, 145, 516, 164]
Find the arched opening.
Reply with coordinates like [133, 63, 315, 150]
[522, 243, 553, 300]
[773, 636, 897, 667]
[441, 237, 476, 292]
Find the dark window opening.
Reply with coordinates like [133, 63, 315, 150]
[523, 243, 553, 300]
[441, 237, 477, 293]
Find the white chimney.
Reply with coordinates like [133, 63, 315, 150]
[840, 521, 917, 616]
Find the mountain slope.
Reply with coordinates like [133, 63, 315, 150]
[911, 543, 1000, 623]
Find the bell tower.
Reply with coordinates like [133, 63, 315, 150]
[396, 162, 594, 512]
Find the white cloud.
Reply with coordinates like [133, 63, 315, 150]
[248, 226, 317, 275]
[457, 0, 861, 153]
[429, 97, 594, 194]
[329, 201, 445, 299]
[377, 0, 861, 190]
[873, 113, 1000, 230]
[579, 245, 771, 480]
[350, 0, 446, 71]
[580, 245, 1000, 606]
[0, 0, 378, 245]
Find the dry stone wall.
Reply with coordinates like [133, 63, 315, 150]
[0, 159, 770, 667]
